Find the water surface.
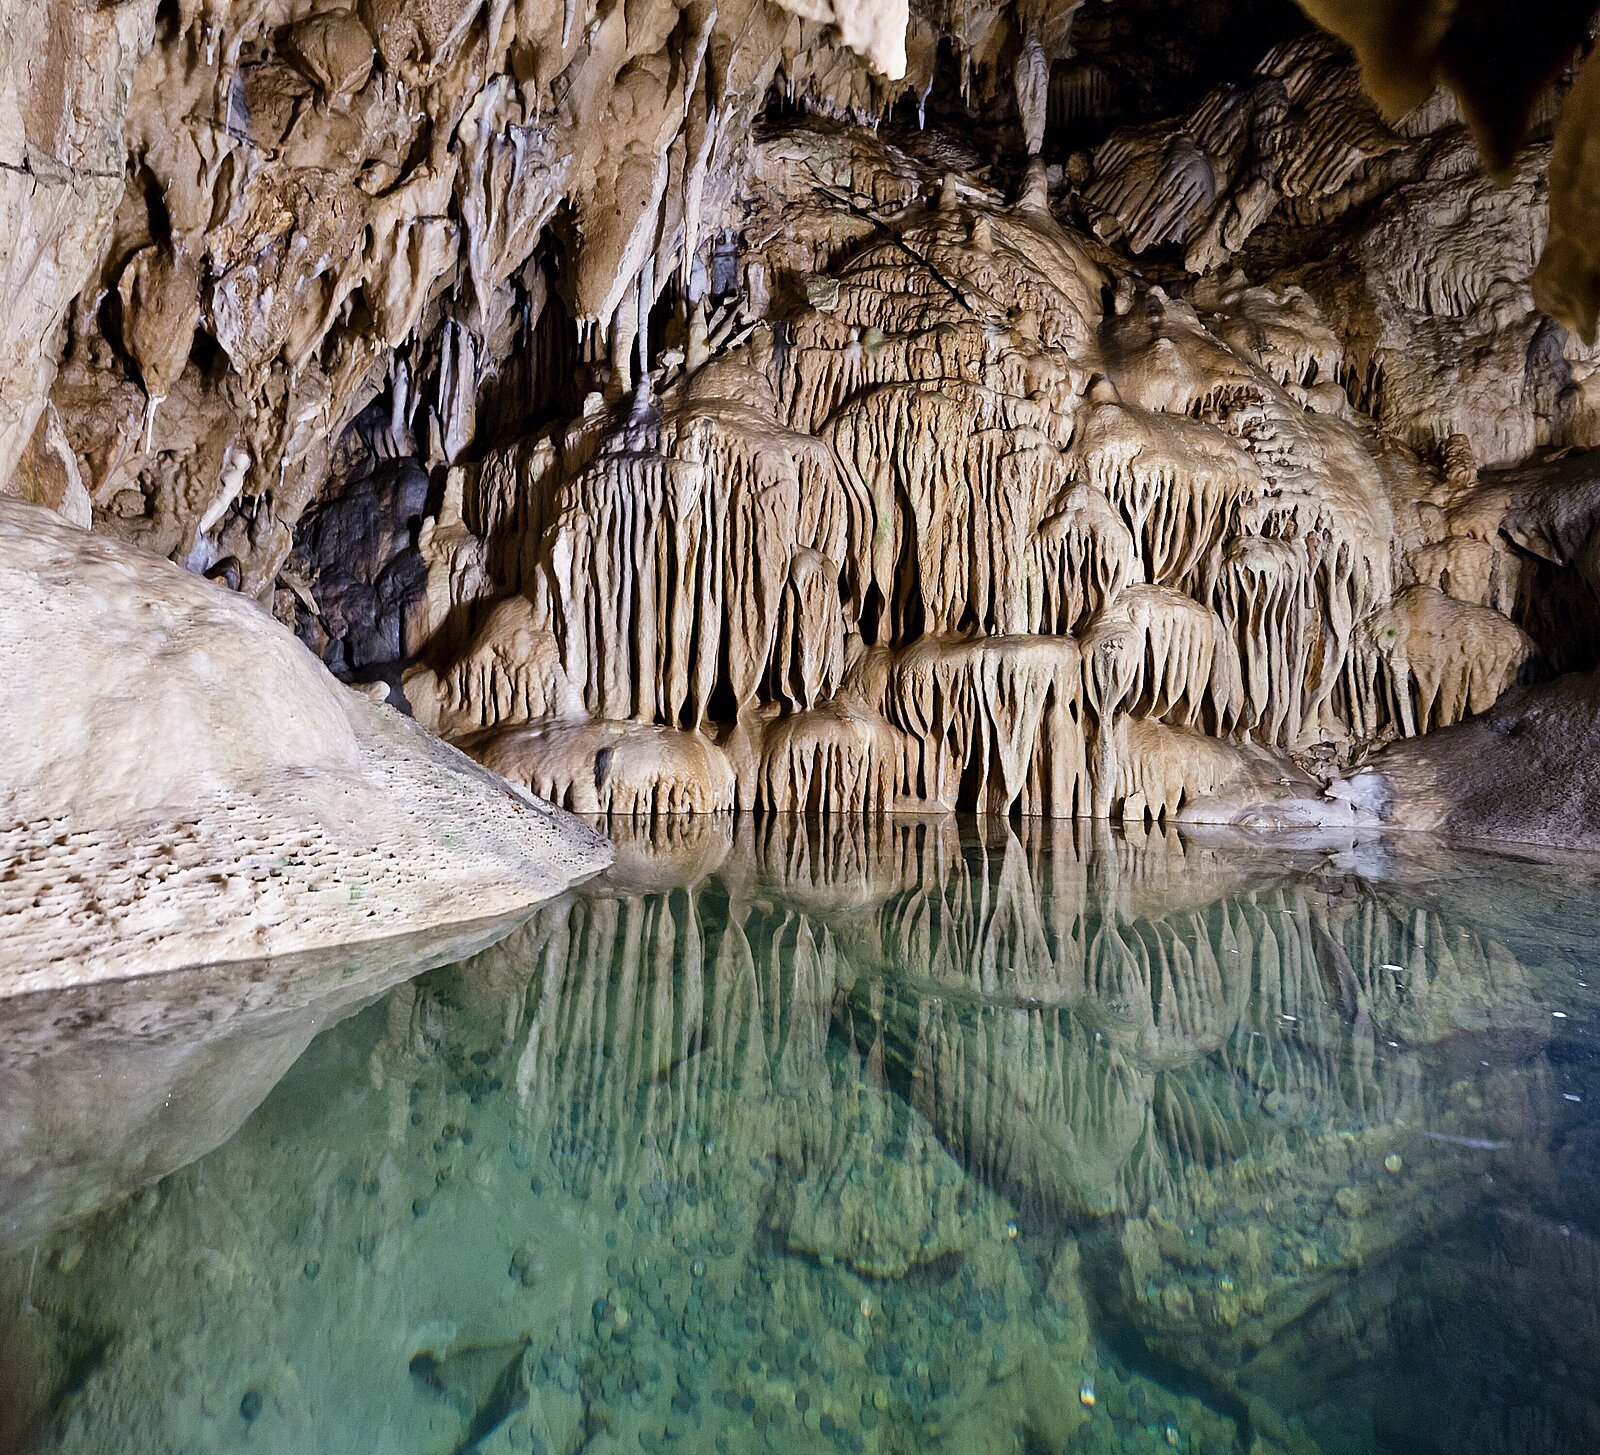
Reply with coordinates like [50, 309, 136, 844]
[2, 817, 1598, 1455]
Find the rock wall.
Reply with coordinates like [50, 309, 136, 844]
[396, 70, 1600, 829]
[6, 0, 1600, 839]
[6, 0, 940, 593]
[0, 0, 156, 497]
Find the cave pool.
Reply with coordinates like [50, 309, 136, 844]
[2, 816, 1598, 1455]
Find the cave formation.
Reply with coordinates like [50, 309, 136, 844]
[7, 0, 1600, 979]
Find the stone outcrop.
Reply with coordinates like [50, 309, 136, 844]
[0, 497, 609, 990]
[1373, 663, 1600, 851]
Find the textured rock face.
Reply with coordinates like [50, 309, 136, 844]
[18, 0, 928, 597]
[1289, 0, 1600, 341]
[0, 0, 155, 492]
[5, 0, 1600, 846]
[1373, 665, 1600, 850]
[396, 93, 1600, 833]
[0, 498, 609, 990]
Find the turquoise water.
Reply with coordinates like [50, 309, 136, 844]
[2, 817, 1599, 1455]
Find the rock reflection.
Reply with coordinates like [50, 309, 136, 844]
[0, 910, 534, 1255]
[0, 818, 1590, 1455]
[543, 816, 1546, 1227]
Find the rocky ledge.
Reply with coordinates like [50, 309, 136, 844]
[0, 498, 609, 992]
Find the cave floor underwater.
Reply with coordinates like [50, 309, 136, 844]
[1, 814, 1597, 1455]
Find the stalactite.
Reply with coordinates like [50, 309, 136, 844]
[887, 635, 1085, 815]
[434, 595, 583, 735]
[1077, 611, 1138, 820]
[826, 382, 1070, 639]
[1027, 483, 1137, 636]
[1349, 586, 1537, 740]
[1068, 401, 1257, 593]
[769, 548, 848, 712]
[545, 450, 719, 725]
[1113, 718, 1273, 825]
[380, 107, 1565, 823]
[1210, 535, 1317, 747]
[1095, 584, 1239, 733]
[753, 696, 901, 814]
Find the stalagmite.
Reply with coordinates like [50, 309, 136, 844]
[475, 720, 739, 817]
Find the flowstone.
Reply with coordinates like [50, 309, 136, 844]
[400, 118, 1589, 831]
[0, 498, 609, 989]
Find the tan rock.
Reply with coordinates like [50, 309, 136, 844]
[0, 498, 609, 991]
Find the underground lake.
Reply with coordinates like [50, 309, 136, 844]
[1, 816, 1596, 1455]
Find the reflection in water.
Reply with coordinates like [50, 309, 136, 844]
[1, 817, 1598, 1455]
[0, 910, 535, 1256]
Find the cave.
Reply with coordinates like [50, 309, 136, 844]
[4, 2, 1600, 1453]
